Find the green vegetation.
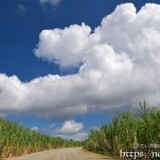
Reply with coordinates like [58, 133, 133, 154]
[1, 101, 159, 159]
[85, 101, 160, 157]
[0, 119, 82, 160]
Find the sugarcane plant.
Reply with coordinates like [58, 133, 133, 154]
[85, 101, 160, 156]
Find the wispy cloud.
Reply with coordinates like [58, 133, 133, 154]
[40, 123, 55, 134]
[49, 123, 55, 128]
[17, 4, 26, 14]
[40, 0, 61, 6]
[56, 132, 88, 141]
[31, 126, 39, 132]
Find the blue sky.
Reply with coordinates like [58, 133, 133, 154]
[1, 0, 160, 141]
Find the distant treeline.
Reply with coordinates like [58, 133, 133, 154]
[85, 101, 160, 157]
[0, 119, 83, 160]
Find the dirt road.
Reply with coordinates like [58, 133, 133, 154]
[8, 147, 118, 160]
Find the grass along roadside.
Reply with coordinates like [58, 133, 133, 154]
[0, 119, 82, 160]
[85, 101, 160, 159]
[83, 147, 120, 159]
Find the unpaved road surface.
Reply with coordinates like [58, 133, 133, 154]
[8, 147, 118, 160]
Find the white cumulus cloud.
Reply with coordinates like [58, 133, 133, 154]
[0, 3, 160, 120]
[53, 120, 83, 134]
[34, 23, 91, 67]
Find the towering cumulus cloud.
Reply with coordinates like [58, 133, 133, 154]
[1, 3, 160, 120]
